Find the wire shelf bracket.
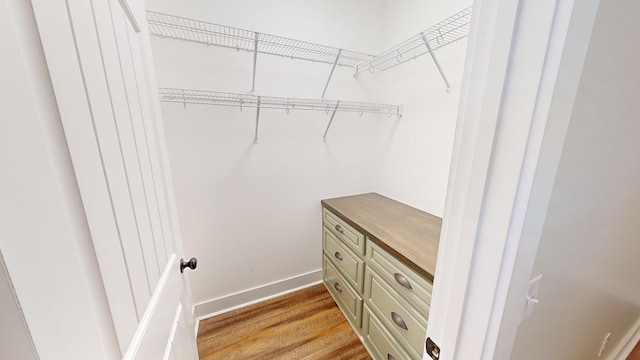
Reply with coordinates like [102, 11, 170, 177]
[146, 11, 375, 97]
[420, 32, 450, 91]
[254, 96, 261, 143]
[252, 32, 259, 93]
[322, 101, 340, 141]
[322, 49, 342, 99]
[157, 87, 401, 142]
[354, 6, 472, 90]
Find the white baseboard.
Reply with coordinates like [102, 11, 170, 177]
[194, 269, 323, 321]
[612, 316, 640, 360]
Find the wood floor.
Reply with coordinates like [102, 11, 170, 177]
[629, 341, 640, 360]
[197, 284, 371, 360]
[198, 284, 640, 359]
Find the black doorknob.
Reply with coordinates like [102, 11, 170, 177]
[180, 257, 197, 273]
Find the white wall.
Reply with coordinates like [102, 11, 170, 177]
[0, 0, 120, 358]
[146, 0, 469, 312]
[511, 1, 640, 358]
[365, 0, 469, 214]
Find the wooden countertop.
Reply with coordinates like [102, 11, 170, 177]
[321, 193, 441, 282]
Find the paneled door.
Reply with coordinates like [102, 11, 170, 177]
[29, 0, 199, 358]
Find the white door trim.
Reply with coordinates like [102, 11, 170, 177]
[426, 0, 600, 358]
[123, 254, 179, 360]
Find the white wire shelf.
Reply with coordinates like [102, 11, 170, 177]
[355, 6, 472, 89]
[158, 87, 400, 114]
[146, 10, 375, 97]
[158, 87, 401, 141]
[146, 11, 373, 67]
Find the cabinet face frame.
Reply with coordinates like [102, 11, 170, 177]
[322, 205, 434, 359]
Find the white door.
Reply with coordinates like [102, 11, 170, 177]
[29, 0, 199, 358]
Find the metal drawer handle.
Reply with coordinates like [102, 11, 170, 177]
[334, 282, 342, 293]
[391, 312, 408, 330]
[394, 273, 412, 290]
[387, 355, 396, 360]
[334, 224, 344, 234]
[334, 251, 343, 261]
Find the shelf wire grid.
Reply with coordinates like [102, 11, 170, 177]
[355, 6, 472, 74]
[157, 87, 401, 115]
[146, 11, 374, 68]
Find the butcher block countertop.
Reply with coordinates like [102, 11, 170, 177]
[321, 193, 441, 282]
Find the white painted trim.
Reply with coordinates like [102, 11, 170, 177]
[612, 317, 640, 360]
[162, 303, 182, 360]
[426, 0, 526, 356]
[116, 0, 141, 33]
[195, 269, 323, 320]
[492, 1, 600, 357]
[425, 0, 600, 358]
[123, 254, 178, 360]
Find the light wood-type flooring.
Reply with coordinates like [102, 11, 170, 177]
[197, 284, 371, 360]
[198, 283, 640, 360]
[629, 341, 640, 360]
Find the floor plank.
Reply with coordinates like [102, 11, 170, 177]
[629, 340, 640, 360]
[197, 284, 371, 360]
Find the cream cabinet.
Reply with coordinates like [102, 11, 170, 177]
[321, 193, 441, 360]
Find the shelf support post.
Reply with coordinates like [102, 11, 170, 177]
[421, 32, 451, 91]
[322, 49, 342, 98]
[254, 96, 261, 143]
[322, 101, 340, 141]
[251, 32, 259, 93]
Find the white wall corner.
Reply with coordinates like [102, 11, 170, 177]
[194, 270, 323, 321]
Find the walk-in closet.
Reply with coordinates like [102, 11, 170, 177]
[146, 0, 470, 358]
[5, 0, 640, 359]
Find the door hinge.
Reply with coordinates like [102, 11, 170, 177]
[426, 337, 441, 360]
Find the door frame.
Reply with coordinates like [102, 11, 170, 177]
[2, 0, 603, 358]
[426, 0, 600, 358]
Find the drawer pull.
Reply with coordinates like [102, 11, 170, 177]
[335, 224, 344, 234]
[394, 273, 413, 290]
[334, 251, 343, 261]
[334, 282, 343, 293]
[391, 312, 408, 330]
[387, 355, 396, 360]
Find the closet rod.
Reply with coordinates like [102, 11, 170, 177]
[157, 87, 401, 141]
[354, 6, 472, 81]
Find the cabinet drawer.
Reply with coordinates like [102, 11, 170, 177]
[323, 207, 365, 256]
[323, 227, 365, 293]
[323, 255, 363, 329]
[365, 267, 427, 359]
[362, 304, 415, 360]
[367, 240, 432, 311]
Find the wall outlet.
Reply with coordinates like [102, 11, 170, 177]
[598, 332, 611, 357]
